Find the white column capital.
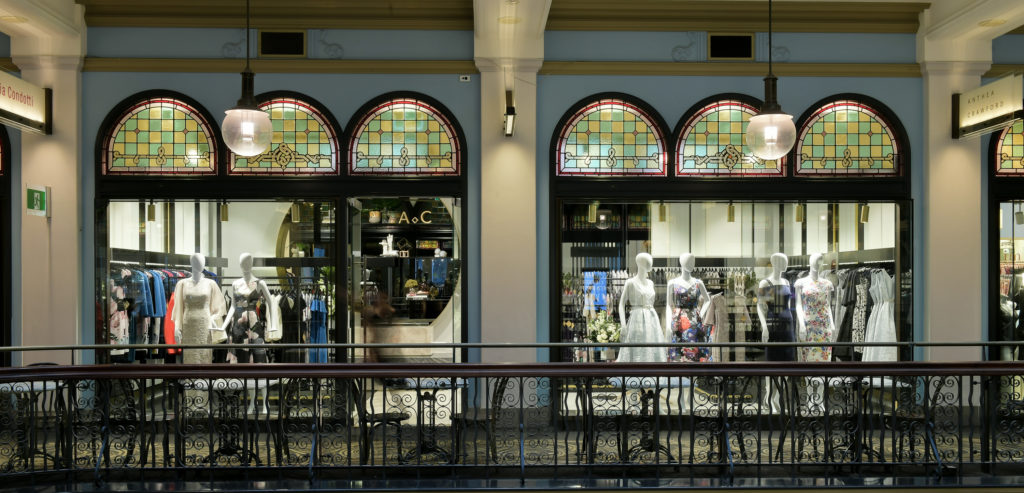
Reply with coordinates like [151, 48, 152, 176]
[474, 57, 544, 75]
[12, 54, 84, 74]
[919, 60, 991, 79]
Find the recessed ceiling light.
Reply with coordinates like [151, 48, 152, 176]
[0, 16, 27, 23]
[979, 18, 1007, 27]
[498, 16, 521, 24]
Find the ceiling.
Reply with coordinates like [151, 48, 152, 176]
[73, 0, 941, 33]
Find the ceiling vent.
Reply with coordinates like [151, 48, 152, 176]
[708, 33, 754, 61]
[258, 30, 306, 58]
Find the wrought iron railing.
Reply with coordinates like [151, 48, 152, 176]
[0, 343, 1023, 489]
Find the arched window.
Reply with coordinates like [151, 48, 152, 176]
[676, 97, 782, 176]
[229, 95, 340, 175]
[795, 98, 903, 176]
[556, 98, 667, 177]
[101, 95, 217, 175]
[348, 97, 460, 176]
[994, 120, 1024, 176]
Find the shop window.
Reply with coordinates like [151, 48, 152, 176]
[556, 200, 909, 364]
[98, 200, 337, 364]
[347, 197, 462, 363]
[795, 99, 902, 176]
[229, 96, 340, 175]
[994, 121, 1024, 176]
[676, 98, 783, 177]
[556, 98, 667, 177]
[997, 202, 1024, 360]
[102, 97, 217, 175]
[348, 98, 460, 176]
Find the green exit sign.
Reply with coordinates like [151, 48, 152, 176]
[26, 184, 49, 217]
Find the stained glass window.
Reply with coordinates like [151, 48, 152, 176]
[795, 100, 901, 176]
[556, 99, 666, 176]
[676, 99, 782, 176]
[995, 121, 1024, 175]
[349, 98, 459, 176]
[230, 97, 339, 175]
[103, 98, 216, 175]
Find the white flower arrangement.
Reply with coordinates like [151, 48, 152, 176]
[586, 311, 620, 344]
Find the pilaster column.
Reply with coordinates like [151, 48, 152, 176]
[921, 60, 990, 362]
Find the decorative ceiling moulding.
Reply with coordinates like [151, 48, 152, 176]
[539, 61, 921, 78]
[81, 58, 479, 74]
[76, 0, 473, 30]
[545, 1, 927, 33]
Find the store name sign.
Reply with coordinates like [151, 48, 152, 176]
[0, 71, 50, 135]
[954, 73, 1023, 139]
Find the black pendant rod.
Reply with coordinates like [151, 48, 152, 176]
[245, 0, 251, 71]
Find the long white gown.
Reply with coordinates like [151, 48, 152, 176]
[171, 277, 227, 365]
[616, 279, 667, 363]
[861, 272, 897, 362]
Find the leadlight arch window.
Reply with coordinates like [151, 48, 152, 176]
[675, 95, 782, 176]
[994, 120, 1024, 176]
[348, 95, 461, 176]
[555, 96, 668, 177]
[230, 93, 340, 175]
[100, 92, 218, 176]
[794, 95, 905, 176]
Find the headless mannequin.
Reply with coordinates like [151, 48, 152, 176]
[173, 253, 225, 364]
[757, 253, 791, 414]
[619, 253, 654, 330]
[665, 253, 711, 360]
[794, 253, 836, 412]
[221, 252, 277, 414]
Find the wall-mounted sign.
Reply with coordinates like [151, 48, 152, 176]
[953, 73, 1024, 139]
[26, 184, 50, 217]
[0, 71, 50, 135]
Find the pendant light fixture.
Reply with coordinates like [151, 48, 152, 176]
[745, 0, 796, 161]
[221, 0, 272, 157]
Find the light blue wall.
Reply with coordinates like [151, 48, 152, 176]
[87, 28, 473, 60]
[535, 74, 925, 359]
[79, 69, 481, 359]
[992, 34, 1024, 64]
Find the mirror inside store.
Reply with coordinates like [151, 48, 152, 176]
[100, 198, 461, 364]
[559, 200, 910, 363]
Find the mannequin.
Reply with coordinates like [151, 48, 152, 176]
[616, 253, 666, 363]
[757, 252, 795, 413]
[221, 252, 277, 413]
[665, 253, 711, 362]
[171, 253, 227, 365]
[794, 253, 836, 412]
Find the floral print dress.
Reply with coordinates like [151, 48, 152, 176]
[669, 282, 712, 362]
[798, 277, 835, 362]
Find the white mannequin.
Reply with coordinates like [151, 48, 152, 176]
[757, 252, 790, 413]
[175, 253, 222, 344]
[619, 253, 654, 330]
[221, 252, 277, 414]
[664, 253, 711, 347]
[794, 253, 837, 413]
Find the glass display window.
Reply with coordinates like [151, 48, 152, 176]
[98, 199, 337, 364]
[346, 197, 462, 363]
[996, 201, 1024, 360]
[556, 200, 911, 364]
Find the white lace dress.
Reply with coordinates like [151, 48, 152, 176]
[861, 272, 897, 362]
[616, 279, 667, 363]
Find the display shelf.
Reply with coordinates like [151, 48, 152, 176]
[361, 224, 454, 235]
[253, 257, 333, 268]
[109, 248, 228, 268]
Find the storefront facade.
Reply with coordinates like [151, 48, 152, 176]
[0, 1, 1023, 365]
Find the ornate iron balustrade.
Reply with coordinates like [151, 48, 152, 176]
[1, 347, 1024, 489]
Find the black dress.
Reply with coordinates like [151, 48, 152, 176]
[278, 294, 307, 363]
[759, 282, 796, 361]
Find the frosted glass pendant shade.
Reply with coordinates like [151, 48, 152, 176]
[746, 112, 796, 160]
[222, 108, 272, 157]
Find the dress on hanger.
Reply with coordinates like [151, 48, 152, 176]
[797, 277, 835, 362]
[171, 276, 227, 365]
[669, 282, 711, 362]
[278, 293, 307, 363]
[760, 282, 796, 361]
[861, 272, 897, 362]
[615, 279, 666, 363]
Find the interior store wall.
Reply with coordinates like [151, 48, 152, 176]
[78, 28, 482, 359]
[536, 31, 925, 358]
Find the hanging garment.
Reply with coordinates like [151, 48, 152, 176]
[615, 279, 666, 363]
[759, 282, 796, 361]
[726, 294, 755, 362]
[171, 277, 227, 365]
[703, 293, 729, 363]
[308, 297, 328, 363]
[850, 272, 872, 355]
[164, 293, 179, 355]
[278, 293, 307, 363]
[108, 283, 130, 355]
[862, 272, 897, 362]
[668, 281, 711, 363]
[797, 277, 835, 362]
